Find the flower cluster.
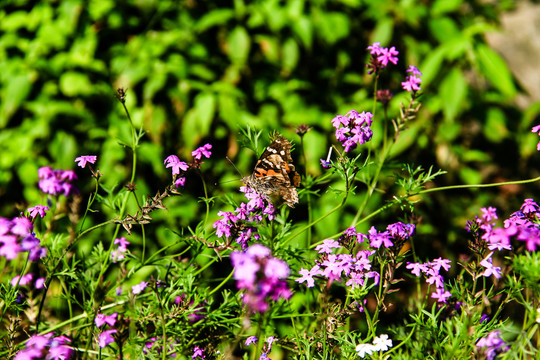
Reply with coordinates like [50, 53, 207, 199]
[213, 187, 275, 250]
[95, 312, 118, 349]
[476, 330, 509, 360]
[366, 221, 416, 250]
[331, 110, 374, 153]
[164, 143, 212, 188]
[355, 334, 393, 358]
[366, 42, 399, 74]
[230, 244, 291, 313]
[401, 65, 423, 93]
[0, 216, 46, 261]
[11, 273, 45, 290]
[14, 333, 73, 360]
[468, 199, 540, 253]
[244, 336, 278, 359]
[297, 223, 415, 292]
[111, 237, 130, 262]
[192, 346, 206, 359]
[406, 258, 453, 303]
[38, 166, 78, 196]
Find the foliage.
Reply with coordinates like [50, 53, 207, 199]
[0, 0, 539, 359]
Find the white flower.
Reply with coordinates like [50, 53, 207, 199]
[372, 334, 393, 351]
[356, 343, 376, 358]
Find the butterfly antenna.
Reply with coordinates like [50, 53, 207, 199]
[214, 156, 244, 186]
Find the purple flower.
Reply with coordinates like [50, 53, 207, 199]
[401, 65, 423, 93]
[95, 313, 118, 328]
[27, 205, 50, 219]
[11, 273, 33, 287]
[213, 187, 275, 249]
[295, 265, 321, 288]
[315, 239, 341, 254]
[98, 329, 117, 348]
[245, 336, 258, 346]
[331, 110, 374, 153]
[14, 333, 73, 360]
[74, 155, 97, 168]
[366, 42, 399, 74]
[521, 198, 539, 214]
[480, 254, 502, 279]
[231, 244, 291, 313]
[192, 144, 212, 160]
[476, 330, 508, 360]
[0, 234, 21, 259]
[111, 237, 130, 262]
[192, 346, 206, 359]
[38, 167, 78, 196]
[431, 288, 452, 303]
[132, 281, 148, 295]
[377, 46, 399, 66]
[175, 177, 186, 188]
[164, 155, 189, 176]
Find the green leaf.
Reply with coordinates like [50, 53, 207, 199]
[484, 107, 508, 143]
[182, 92, 216, 150]
[439, 68, 468, 123]
[282, 37, 299, 74]
[0, 73, 34, 127]
[476, 43, 517, 99]
[226, 26, 251, 67]
[59, 71, 93, 97]
[195, 9, 235, 32]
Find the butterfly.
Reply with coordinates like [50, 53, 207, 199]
[242, 136, 301, 208]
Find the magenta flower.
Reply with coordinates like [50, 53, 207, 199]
[378, 46, 399, 66]
[74, 155, 97, 168]
[98, 329, 117, 348]
[95, 313, 118, 328]
[192, 143, 212, 160]
[27, 205, 50, 219]
[245, 336, 258, 346]
[366, 42, 399, 74]
[331, 110, 374, 153]
[295, 265, 321, 288]
[175, 176, 186, 188]
[11, 273, 33, 287]
[431, 288, 452, 303]
[14, 333, 73, 360]
[111, 237, 130, 262]
[38, 166, 78, 196]
[164, 155, 189, 176]
[480, 254, 502, 279]
[213, 187, 274, 249]
[231, 244, 291, 313]
[476, 330, 509, 360]
[192, 346, 206, 359]
[401, 66, 423, 93]
[132, 281, 148, 295]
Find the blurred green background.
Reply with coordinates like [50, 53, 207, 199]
[1, 0, 539, 259]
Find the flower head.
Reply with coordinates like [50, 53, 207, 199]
[74, 155, 97, 168]
[192, 144, 212, 160]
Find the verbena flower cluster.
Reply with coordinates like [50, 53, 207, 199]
[468, 198, 540, 253]
[331, 110, 374, 153]
[0, 216, 46, 261]
[230, 244, 291, 313]
[476, 330, 509, 360]
[296, 222, 415, 291]
[213, 187, 275, 250]
[95, 312, 118, 349]
[38, 166, 78, 196]
[406, 258, 453, 303]
[401, 65, 423, 93]
[366, 42, 399, 74]
[14, 333, 72, 360]
[244, 336, 278, 359]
